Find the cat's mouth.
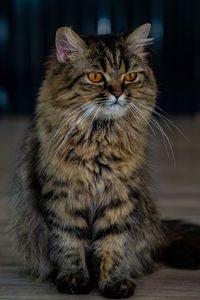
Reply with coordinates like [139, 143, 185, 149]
[107, 96, 126, 110]
[101, 96, 127, 117]
[110, 99, 122, 106]
[108, 101, 124, 111]
[106, 95, 125, 107]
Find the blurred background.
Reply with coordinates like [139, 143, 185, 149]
[0, 0, 200, 116]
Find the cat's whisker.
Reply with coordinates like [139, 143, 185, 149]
[127, 106, 142, 129]
[60, 102, 94, 121]
[127, 102, 156, 136]
[149, 124, 174, 166]
[59, 103, 83, 118]
[125, 98, 176, 166]
[56, 105, 96, 154]
[52, 98, 113, 146]
[135, 100, 172, 133]
[52, 103, 95, 144]
[56, 103, 89, 132]
[127, 101, 176, 166]
[86, 106, 101, 145]
[60, 100, 105, 128]
[142, 108, 176, 167]
[137, 101, 173, 133]
[92, 98, 114, 105]
[154, 104, 166, 114]
[138, 100, 187, 140]
[55, 104, 85, 130]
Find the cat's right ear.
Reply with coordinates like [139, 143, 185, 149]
[125, 23, 153, 56]
[56, 27, 86, 63]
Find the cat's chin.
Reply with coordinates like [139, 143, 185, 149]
[100, 104, 128, 119]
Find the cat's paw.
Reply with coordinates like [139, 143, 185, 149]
[56, 273, 91, 294]
[100, 278, 135, 299]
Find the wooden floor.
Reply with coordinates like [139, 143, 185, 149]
[0, 116, 200, 299]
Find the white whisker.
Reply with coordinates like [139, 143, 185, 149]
[142, 108, 176, 167]
[138, 100, 187, 140]
[51, 103, 95, 145]
[56, 105, 96, 154]
[128, 102, 156, 136]
[59, 103, 82, 119]
[86, 106, 101, 144]
[126, 98, 176, 166]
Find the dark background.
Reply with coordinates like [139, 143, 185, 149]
[0, 0, 200, 116]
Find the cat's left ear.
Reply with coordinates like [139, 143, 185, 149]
[125, 23, 153, 55]
[56, 27, 86, 63]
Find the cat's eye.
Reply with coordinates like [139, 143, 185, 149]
[124, 72, 137, 82]
[88, 72, 103, 83]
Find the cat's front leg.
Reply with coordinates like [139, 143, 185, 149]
[50, 231, 90, 294]
[92, 199, 137, 298]
[41, 199, 91, 294]
[94, 238, 136, 298]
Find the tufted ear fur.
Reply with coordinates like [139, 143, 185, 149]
[125, 23, 153, 56]
[55, 27, 86, 63]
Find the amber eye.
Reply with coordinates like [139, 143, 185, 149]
[88, 72, 103, 83]
[124, 72, 137, 82]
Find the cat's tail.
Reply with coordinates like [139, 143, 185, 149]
[159, 220, 200, 269]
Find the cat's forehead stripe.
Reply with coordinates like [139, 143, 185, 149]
[96, 37, 145, 73]
[118, 46, 123, 70]
[99, 57, 106, 72]
[97, 40, 124, 72]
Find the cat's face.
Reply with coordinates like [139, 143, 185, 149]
[50, 24, 157, 122]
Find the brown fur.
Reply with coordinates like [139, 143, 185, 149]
[11, 24, 200, 299]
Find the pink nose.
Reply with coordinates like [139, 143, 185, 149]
[112, 90, 122, 99]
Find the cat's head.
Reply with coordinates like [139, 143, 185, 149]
[45, 24, 157, 123]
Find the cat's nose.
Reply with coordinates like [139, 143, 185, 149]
[111, 90, 122, 99]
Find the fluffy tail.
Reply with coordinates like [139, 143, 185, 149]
[160, 220, 200, 269]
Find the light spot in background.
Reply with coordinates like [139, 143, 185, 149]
[0, 15, 9, 46]
[152, 19, 164, 39]
[0, 86, 9, 111]
[97, 15, 111, 35]
[151, 18, 164, 50]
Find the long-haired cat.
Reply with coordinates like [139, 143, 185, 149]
[11, 24, 200, 298]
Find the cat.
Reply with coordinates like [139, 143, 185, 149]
[11, 24, 200, 299]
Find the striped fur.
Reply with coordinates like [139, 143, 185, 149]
[11, 24, 200, 299]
